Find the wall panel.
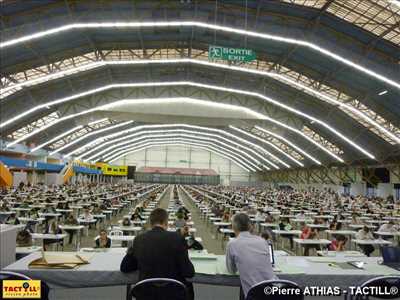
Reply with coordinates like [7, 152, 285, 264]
[114, 145, 253, 185]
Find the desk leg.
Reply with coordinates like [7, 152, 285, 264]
[76, 229, 81, 251]
[126, 284, 131, 300]
[239, 286, 245, 300]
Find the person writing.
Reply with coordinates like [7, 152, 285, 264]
[226, 213, 276, 300]
[329, 235, 347, 251]
[64, 213, 78, 244]
[300, 223, 321, 256]
[355, 226, 375, 256]
[120, 208, 195, 300]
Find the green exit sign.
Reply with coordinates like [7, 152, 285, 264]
[209, 45, 256, 62]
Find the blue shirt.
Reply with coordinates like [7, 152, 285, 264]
[226, 231, 276, 297]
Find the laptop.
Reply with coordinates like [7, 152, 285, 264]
[382, 246, 400, 271]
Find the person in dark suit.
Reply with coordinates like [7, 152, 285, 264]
[120, 208, 195, 300]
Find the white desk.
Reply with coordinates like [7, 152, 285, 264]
[112, 226, 142, 234]
[31, 233, 67, 250]
[317, 250, 365, 258]
[293, 238, 332, 255]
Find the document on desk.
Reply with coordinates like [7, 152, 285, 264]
[29, 252, 93, 269]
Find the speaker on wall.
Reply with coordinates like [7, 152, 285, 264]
[127, 166, 136, 179]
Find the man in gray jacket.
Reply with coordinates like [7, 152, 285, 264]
[226, 213, 276, 299]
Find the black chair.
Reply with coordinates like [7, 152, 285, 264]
[0, 271, 49, 300]
[347, 276, 400, 300]
[246, 279, 304, 300]
[130, 278, 188, 300]
[0, 271, 31, 280]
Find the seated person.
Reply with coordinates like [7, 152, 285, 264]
[264, 212, 275, 223]
[378, 221, 397, 233]
[56, 202, 65, 210]
[221, 210, 231, 223]
[30, 208, 40, 219]
[0, 202, 10, 212]
[95, 229, 111, 248]
[43, 204, 56, 213]
[64, 213, 79, 244]
[356, 226, 375, 256]
[5, 213, 20, 225]
[120, 208, 195, 300]
[174, 212, 186, 229]
[300, 223, 320, 256]
[226, 213, 276, 299]
[42, 218, 63, 251]
[131, 211, 143, 223]
[278, 218, 294, 250]
[82, 208, 94, 220]
[329, 220, 342, 231]
[329, 235, 347, 251]
[81, 208, 95, 228]
[351, 214, 361, 225]
[122, 217, 132, 227]
[91, 205, 103, 215]
[16, 229, 33, 247]
[177, 206, 190, 220]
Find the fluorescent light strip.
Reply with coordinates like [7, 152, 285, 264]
[0, 22, 398, 90]
[270, 74, 400, 145]
[49, 120, 133, 155]
[105, 97, 267, 119]
[78, 123, 335, 164]
[0, 77, 381, 158]
[5, 97, 264, 148]
[106, 140, 252, 173]
[378, 90, 388, 96]
[389, 1, 400, 8]
[78, 125, 281, 169]
[230, 126, 304, 167]
[99, 133, 267, 171]
[10, 94, 343, 163]
[88, 118, 108, 126]
[86, 126, 285, 169]
[101, 136, 260, 171]
[6, 107, 99, 148]
[30, 125, 83, 152]
[259, 117, 344, 162]
[3, 62, 396, 149]
[251, 125, 322, 165]
[85, 129, 276, 169]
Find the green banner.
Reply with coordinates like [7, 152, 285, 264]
[208, 45, 256, 62]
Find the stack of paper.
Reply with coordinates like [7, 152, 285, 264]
[29, 252, 92, 269]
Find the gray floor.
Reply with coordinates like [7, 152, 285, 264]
[178, 187, 225, 255]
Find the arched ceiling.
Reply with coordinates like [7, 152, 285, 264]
[0, 0, 399, 172]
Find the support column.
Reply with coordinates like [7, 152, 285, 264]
[165, 146, 168, 168]
[188, 147, 192, 168]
